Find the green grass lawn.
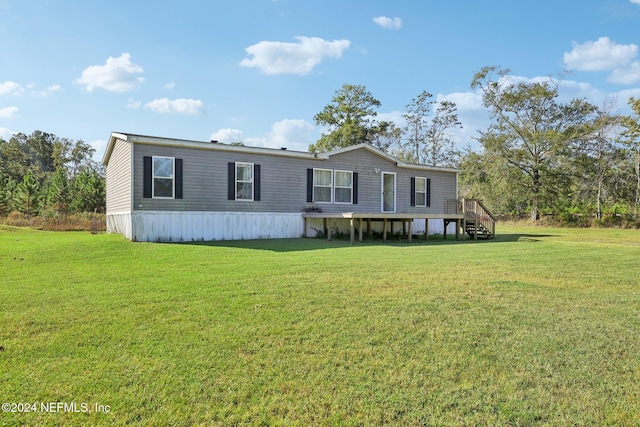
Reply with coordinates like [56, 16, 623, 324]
[1, 225, 639, 426]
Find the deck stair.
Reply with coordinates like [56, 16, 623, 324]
[465, 219, 493, 239]
[445, 199, 497, 240]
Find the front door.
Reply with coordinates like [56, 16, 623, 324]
[382, 172, 396, 213]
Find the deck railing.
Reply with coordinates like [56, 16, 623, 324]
[445, 199, 497, 239]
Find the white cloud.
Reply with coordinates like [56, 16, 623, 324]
[144, 98, 206, 115]
[0, 106, 19, 119]
[609, 62, 640, 84]
[240, 36, 351, 75]
[0, 127, 15, 140]
[373, 16, 402, 30]
[36, 84, 62, 97]
[164, 80, 176, 90]
[438, 91, 489, 149]
[211, 119, 315, 151]
[265, 119, 314, 150]
[631, 0, 640, 5]
[74, 53, 144, 93]
[0, 81, 22, 96]
[210, 128, 245, 143]
[616, 87, 640, 102]
[563, 37, 640, 84]
[126, 98, 141, 109]
[378, 111, 405, 127]
[1, 82, 61, 97]
[438, 91, 484, 112]
[564, 37, 637, 71]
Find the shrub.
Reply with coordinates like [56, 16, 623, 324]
[1, 211, 106, 232]
[5, 211, 32, 227]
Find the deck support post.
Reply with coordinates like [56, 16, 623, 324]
[461, 199, 467, 241]
[425, 218, 429, 240]
[474, 201, 478, 240]
[302, 210, 475, 243]
[349, 218, 355, 244]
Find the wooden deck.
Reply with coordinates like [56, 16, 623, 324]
[303, 199, 497, 244]
[302, 212, 465, 243]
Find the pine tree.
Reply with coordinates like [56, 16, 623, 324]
[14, 170, 40, 217]
[47, 167, 70, 214]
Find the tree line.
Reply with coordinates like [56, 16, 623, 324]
[311, 69, 640, 223]
[0, 131, 105, 217]
[3, 66, 640, 224]
[463, 66, 640, 222]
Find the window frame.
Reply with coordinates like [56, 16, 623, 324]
[333, 170, 353, 204]
[415, 176, 427, 207]
[235, 162, 254, 201]
[313, 168, 333, 203]
[152, 156, 175, 199]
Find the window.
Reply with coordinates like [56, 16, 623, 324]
[313, 169, 332, 203]
[334, 170, 353, 204]
[144, 156, 182, 199]
[236, 162, 254, 201]
[307, 168, 357, 204]
[153, 156, 174, 198]
[415, 177, 427, 207]
[228, 162, 260, 201]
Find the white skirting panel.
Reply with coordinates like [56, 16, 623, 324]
[305, 217, 456, 237]
[106, 212, 133, 240]
[130, 211, 305, 242]
[412, 219, 457, 235]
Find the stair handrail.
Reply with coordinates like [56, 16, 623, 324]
[462, 199, 496, 239]
[475, 199, 497, 222]
[444, 199, 497, 239]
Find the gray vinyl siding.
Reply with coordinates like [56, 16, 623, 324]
[323, 149, 457, 214]
[105, 138, 132, 213]
[133, 144, 314, 212]
[132, 143, 457, 214]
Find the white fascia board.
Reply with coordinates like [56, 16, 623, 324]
[397, 162, 461, 174]
[123, 133, 320, 161]
[102, 132, 130, 165]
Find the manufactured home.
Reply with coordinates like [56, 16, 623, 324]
[102, 132, 494, 242]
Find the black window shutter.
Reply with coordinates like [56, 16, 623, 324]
[410, 177, 416, 207]
[426, 178, 431, 207]
[306, 169, 313, 203]
[143, 156, 152, 198]
[228, 162, 235, 200]
[254, 164, 261, 201]
[175, 158, 183, 199]
[353, 172, 358, 204]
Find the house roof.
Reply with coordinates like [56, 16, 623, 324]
[324, 143, 460, 173]
[102, 131, 460, 173]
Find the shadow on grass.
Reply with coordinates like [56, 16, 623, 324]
[491, 233, 557, 243]
[177, 232, 558, 252]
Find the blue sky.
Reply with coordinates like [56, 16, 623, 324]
[2, 0, 640, 161]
